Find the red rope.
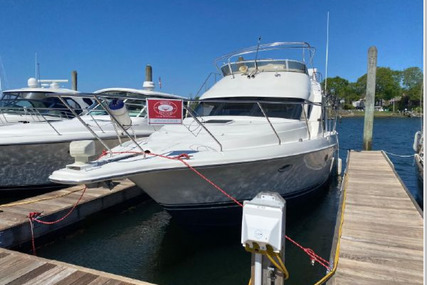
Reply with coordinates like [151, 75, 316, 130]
[27, 186, 87, 255]
[29, 186, 87, 225]
[285, 235, 330, 269]
[28, 218, 37, 255]
[101, 149, 330, 269]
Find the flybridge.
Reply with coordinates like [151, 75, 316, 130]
[215, 42, 316, 77]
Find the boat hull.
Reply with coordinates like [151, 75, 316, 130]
[129, 145, 336, 219]
[0, 138, 129, 191]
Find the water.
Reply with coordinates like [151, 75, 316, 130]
[25, 117, 422, 284]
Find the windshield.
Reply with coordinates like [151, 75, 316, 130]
[0, 92, 86, 116]
[193, 98, 303, 120]
[88, 98, 146, 117]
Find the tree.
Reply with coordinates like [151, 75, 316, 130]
[401, 67, 423, 107]
[323, 76, 360, 104]
[323, 76, 348, 98]
[355, 67, 402, 102]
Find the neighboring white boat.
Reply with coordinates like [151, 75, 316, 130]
[0, 77, 92, 124]
[413, 131, 424, 181]
[50, 42, 339, 224]
[0, 82, 183, 191]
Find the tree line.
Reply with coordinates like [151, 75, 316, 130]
[322, 66, 423, 111]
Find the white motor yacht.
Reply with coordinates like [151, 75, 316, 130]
[0, 78, 183, 191]
[50, 42, 339, 224]
[0, 77, 92, 124]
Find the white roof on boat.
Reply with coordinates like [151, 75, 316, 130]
[3, 87, 79, 94]
[94, 87, 185, 99]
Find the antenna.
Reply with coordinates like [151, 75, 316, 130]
[324, 12, 330, 94]
[254, 36, 262, 75]
[35, 53, 40, 82]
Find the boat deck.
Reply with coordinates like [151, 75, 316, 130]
[328, 151, 424, 284]
[0, 246, 154, 285]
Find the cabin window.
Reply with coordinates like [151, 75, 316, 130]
[194, 98, 303, 120]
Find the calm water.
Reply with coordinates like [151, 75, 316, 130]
[28, 117, 423, 285]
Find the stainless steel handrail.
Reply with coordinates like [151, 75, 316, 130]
[46, 93, 333, 156]
[91, 95, 144, 152]
[257, 102, 281, 145]
[57, 96, 113, 154]
[183, 104, 223, 152]
[302, 104, 311, 140]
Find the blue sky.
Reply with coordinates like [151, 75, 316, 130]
[0, 0, 423, 97]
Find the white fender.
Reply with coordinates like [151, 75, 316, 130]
[108, 99, 132, 130]
[413, 131, 422, 152]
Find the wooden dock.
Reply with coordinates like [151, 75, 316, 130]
[328, 151, 424, 284]
[0, 247, 154, 284]
[0, 179, 144, 248]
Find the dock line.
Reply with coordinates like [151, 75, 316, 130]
[27, 186, 87, 255]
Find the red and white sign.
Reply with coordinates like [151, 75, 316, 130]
[146, 98, 183, 125]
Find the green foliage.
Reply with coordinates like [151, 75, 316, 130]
[322, 76, 359, 105]
[401, 67, 423, 105]
[343, 103, 355, 110]
[325, 66, 423, 111]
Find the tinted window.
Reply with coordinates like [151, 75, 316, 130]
[194, 98, 303, 119]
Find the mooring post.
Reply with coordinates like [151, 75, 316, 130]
[71, 70, 78, 91]
[363, 46, 377, 150]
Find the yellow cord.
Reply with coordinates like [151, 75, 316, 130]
[312, 168, 349, 285]
[266, 252, 290, 280]
[274, 252, 290, 280]
[0, 187, 85, 208]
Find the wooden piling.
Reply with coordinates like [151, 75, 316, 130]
[145, 65, 152, 82]
[71, 70, 78, 91]
[363, 46, 377, 150]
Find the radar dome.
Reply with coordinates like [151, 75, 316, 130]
[27, 77, 38, 88]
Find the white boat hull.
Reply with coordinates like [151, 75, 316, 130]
[129, 144, 336, 211]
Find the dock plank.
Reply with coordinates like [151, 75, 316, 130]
[328, 151, 423, 285]
[0, 247, 155, 285]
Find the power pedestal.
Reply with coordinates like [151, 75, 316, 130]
[241, 192, 287, 285]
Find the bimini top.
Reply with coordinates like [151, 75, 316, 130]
[201, 42, 317, 100]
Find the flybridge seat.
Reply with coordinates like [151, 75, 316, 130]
[220, 59, 308, 76]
